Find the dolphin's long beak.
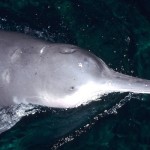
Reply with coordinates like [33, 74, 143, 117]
[109, 70, 150, 94]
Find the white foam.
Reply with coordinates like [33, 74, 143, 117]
[0, 104, 38, 134]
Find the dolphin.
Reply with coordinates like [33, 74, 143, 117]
[0, 30, 150, 108]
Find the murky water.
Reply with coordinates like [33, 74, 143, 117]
[0, 1, 150, 149]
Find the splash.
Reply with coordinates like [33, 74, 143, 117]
[0, 104, 39, 134]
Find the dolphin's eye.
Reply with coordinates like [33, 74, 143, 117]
[70, 86, 75, 90]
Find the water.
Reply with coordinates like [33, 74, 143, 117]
[0, 104, 38, 134]
[0, 93, 134, 149]
[0, 0, 150, 149]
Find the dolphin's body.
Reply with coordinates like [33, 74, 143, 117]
[0, 30, 150, 108]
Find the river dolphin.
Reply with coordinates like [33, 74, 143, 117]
[0, 30, 150, 108]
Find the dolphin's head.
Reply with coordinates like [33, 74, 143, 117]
[37, 44, 112, 108]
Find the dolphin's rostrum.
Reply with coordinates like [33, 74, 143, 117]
[0, 30, 150, 108]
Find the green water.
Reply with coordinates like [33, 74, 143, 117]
[0, 0, 150, 149]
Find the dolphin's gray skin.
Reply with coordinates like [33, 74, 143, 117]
[0, 30, 150, 108]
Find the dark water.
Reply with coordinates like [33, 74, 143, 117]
[0, 0, 150, 149]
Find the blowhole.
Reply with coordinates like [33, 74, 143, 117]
[60, 47, 77, 54]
